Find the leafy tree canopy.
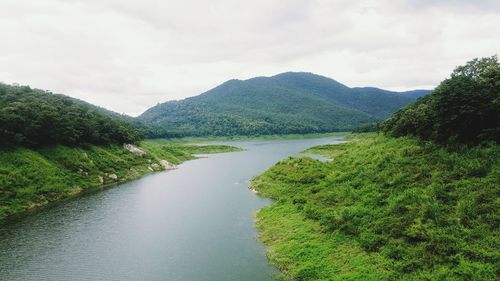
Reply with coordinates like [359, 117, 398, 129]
[383, 56, 500, 145]
[0, 83, 143, 147]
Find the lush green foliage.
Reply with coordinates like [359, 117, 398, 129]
[152, 132, 348, 144]
[253, 134, 499, 280]
[139, 72, 428, 137]
[351, 122, 380, 133]
[383, 56, 500, 145]
[0, 141, 240, 222]
[0, 83, 143, 147]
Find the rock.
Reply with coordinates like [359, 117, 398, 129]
[148, 166, 154, 172]
[98, 176, 104, 185]
[108, 173, 118, 180]
[151, 163, 160, 170]
[69, 187, 82, 196]
[76, 168, 89, 176]
[160, 160, 177, 170]
[123, 143, 146, 157]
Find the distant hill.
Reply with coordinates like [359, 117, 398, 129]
[138, 72, 431, 137]
[0, 83, 142, 147]
[396, 89, 431, 99]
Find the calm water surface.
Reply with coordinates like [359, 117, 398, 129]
[0, 137, 342, 281]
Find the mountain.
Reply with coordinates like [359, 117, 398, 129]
[138, 72, 431, 137]
[0, 83, 142, 147]
[397, 89, 431, 99]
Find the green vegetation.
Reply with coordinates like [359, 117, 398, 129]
[351, 122, 380, 133]
[154, 132, 348, 143]
[138, 72, 429, 138]
[383, 56, 499, 145]
[0, 83, 142, 147]
[253, 134, 499, 280]
[0, 141, 240, 222]
[253, 57, 499, 280]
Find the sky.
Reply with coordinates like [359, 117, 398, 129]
[0, 0, 499, 116]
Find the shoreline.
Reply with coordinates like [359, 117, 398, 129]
[0, 142, 241, 225]
[0, 163, 177, 226]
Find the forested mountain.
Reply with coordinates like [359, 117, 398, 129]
[139, 72, 430, 137]
[0, 83, 142, 147]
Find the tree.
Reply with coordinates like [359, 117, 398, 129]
[0, 83, 143, 147]
[383, 56, 500, 145]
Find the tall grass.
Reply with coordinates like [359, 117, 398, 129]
[252, 134, 499, 280]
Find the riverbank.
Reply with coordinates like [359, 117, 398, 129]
[1, 136, 346, 281]
[252, 133, 499, 280]
[0, 141, 241, 223]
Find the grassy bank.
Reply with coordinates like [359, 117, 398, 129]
[252, 134, 499, 280]
[0, 140, 241, 222]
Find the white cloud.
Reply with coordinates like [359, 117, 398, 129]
[0, 0, 498, 115]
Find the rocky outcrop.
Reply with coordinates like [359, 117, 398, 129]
[160, 160, 177, 170]
[108, 174, 118, 180]
[146, 160, 177, 172]
[123, 144, 146, 157]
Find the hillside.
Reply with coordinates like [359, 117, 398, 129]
[0, 140, 241, 222]
[0, 83, 242, 223]
[0, 83, 142, 147]
[253, 134, 499, 280]
[138, 72, 430, 137]
[251, 57, 500, 280]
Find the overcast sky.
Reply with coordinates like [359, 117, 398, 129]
[1, 0, 499, 116]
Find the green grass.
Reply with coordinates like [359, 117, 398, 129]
[0, 141, 240, 222]
[252, 134, 499, 280]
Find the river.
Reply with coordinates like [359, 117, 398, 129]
[0, 137, 342, 281]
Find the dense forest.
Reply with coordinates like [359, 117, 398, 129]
[252, 57, 500, 280]
[138, 72, 429, 137]
[383, 56, 499, 145]
[0, 83, 143, 147]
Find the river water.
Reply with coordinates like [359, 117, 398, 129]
[0, 137, 342, 281]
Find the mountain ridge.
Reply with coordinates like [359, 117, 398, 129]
[138, 72, 431, 137]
